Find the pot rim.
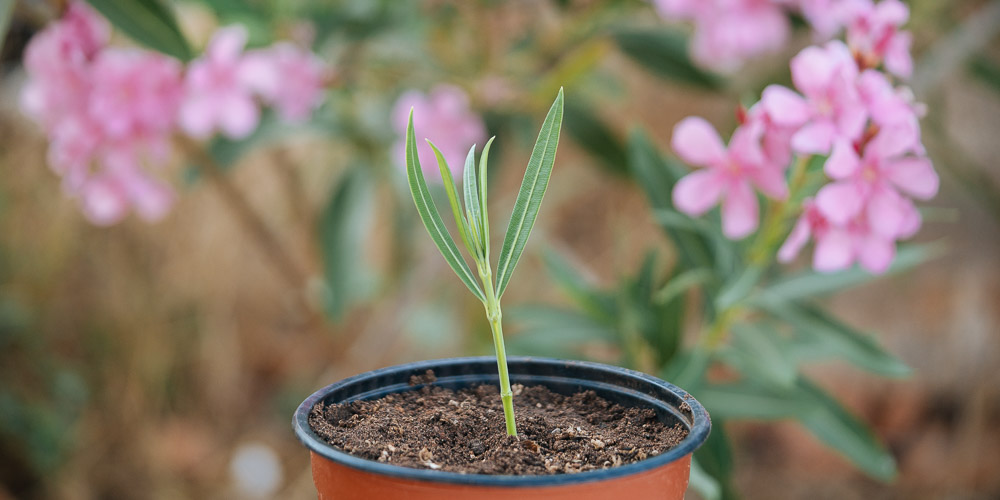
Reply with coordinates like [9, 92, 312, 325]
[293, 356, 710, 487]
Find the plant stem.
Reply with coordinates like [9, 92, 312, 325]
[479, 263, 517, 437]
[180, 137, 306, 290]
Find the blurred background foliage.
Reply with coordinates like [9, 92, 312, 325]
[1, 0, 999, 498]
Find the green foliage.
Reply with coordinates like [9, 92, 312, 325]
[318, 167, 376, 320]
[507, 126, 912, 482]
[612, 29, 722, 89]
[0, 0, 12, 54]
[496, 89, 565, 298]
[86, 0, 192, 60]
[563, 101, 629, 176]
[405, 112, 486, 302]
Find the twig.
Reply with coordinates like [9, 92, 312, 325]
[179, 136, 307, 291]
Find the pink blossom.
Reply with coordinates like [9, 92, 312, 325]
[670, 117, 788, 239]
[179, 26, 262, 139]
[79, 161, 175, 226]
[856, 69, 925, 154]
[761, 41, 867, 155]
[244, 42, 328, 122]
[743, 102, 798, 168]
[778, 198, 906, 273]
[391, 85, 487, 181]
[791, 0, 850, 38]
[843, 0, 912, 78]
[89, 49, 183, 144]
[20, 1, 107, 129]
[653, 0, 789, 72]
[815, 125, 937, 239]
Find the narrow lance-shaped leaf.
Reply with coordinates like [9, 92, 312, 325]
[87, 0, 193, 61]
[462, 145, 483, 257]
[495, 88, 564, 297]
[478, 136, 496, 259]
[427, 141, 478, 259]
[405, 111, 486, 302]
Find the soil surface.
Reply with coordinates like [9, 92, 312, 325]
[308, 370, 688, 475]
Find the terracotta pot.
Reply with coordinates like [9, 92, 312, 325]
[293, 356, 710, 499]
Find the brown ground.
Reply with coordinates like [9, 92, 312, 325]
[308, 374, 687, 475]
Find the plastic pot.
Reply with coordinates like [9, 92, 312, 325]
[293, 356, 710, 499]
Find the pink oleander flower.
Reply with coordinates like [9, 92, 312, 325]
[20, 1, 107, 130]
[391, 85, 487, 181]
[180, 26, 262, 139]
[792, 0, 849, 39]
[843, 0, 912, 78]
[653, 0, 789, 72]
[244, 42, 328, 122]
[778, 197, 915, 273]
[21, 2, 178, 225]
[856, 69, 925, 154]
[89, 49, 183, 145]
[743, 102, 798, 168]
[79, 156, 175, 226]
[815, 124, 937, 239]
[670, 117, 789, 239]
[761, 41, 867, 155]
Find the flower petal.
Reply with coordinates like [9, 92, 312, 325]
[816, 181, 864, 225]
[866, 188, 908, 238]
[220, 95, 260, 139]
[778, 214, 812, 263]
[721, 181, 759, 239]
[750, 165, 789, 200]
[825, 140, 861, 179]
[672, 169, 725, 216]
[761, 85, 811, 126]
[858, 235, 896, 274]
[813, 228, 854, 272]
[671, 117, 726, 167]
[791, 120, 837, 154]
[885, 156, 938, 199]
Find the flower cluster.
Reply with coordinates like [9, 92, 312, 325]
[391, 85, 487, 181]
[669, 0, 936, 274]
[653, 0, 913, 74]
[20, 2, 328, 225]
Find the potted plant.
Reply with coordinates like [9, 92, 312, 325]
[293, 89, 711, 499]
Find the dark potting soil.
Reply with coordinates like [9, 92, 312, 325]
[307, 370, 688, 475]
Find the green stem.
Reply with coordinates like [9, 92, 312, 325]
[479, 263, 517, 436]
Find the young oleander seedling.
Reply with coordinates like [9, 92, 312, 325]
[405, 88, 564, 436]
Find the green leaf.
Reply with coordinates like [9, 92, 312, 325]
[654, 268, 714, 305]
[627, 130, 733, 276]
[757, 299, 911, 377]
[318, 167, 375, 320]
[689, 458, 722, 500]
[612, 29, 722, 89]
[722, 324, 798, 389]
[697, 381, 813, 420]
[495, 88, 565, 298]
[969, 54, 1000, 94]
[87, 0, 193, 61]
[693, 421, 739, 500]
[794, 378, 898, 481]
[542, 249, 617, 320]
[761, 243, 942, 302]
[462, 145, 484, 254]
[405, 111, 486, 302]
[0, 0, 13, 55]
[563, 101, 629, 176]
[715, 265, 764, 310]
[427, 142, 478, 259]
[478, 136, 495, 259]
[507, 305, 616, 358]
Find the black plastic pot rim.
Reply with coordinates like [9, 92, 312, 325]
[293, 356, 711, 487]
